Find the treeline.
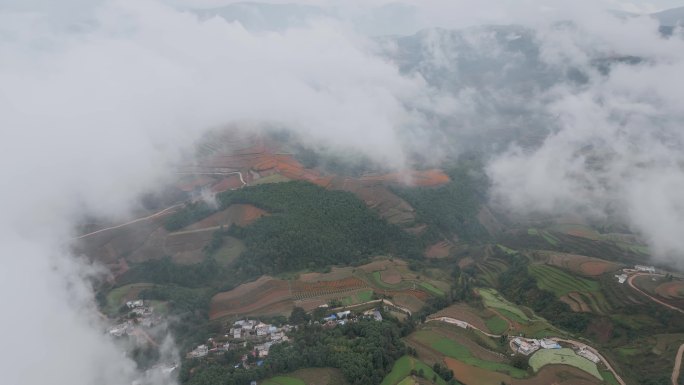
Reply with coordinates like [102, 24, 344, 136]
[498, 255, 590, 333]
[392, 164, 489, 243]
[118, 256, 222, 288]
[218, 181, 422, 275]
[182, 320, 406, 385]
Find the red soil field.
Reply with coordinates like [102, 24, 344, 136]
[210, 175, 244, 193]
[655, 281, 684, 299]
[359, 169, 449, 187]
[425, 241, 451, 258]
[579, 261, 618, 276]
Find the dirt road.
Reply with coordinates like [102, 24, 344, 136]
[627, 273, 684, 314]
[426, 316, 502, 338]
[672, 343, 684, 385]
[74, 204, 182, 240]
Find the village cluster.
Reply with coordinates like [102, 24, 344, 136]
[187, 319, 293, 360]
[186, 306, 385, 364]
[106, 300, 162, 339]
[614, 264, 657, 284]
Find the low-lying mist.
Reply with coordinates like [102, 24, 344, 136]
[2, 0, 684, 384]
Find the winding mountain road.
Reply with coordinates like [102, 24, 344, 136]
[627, 273, 684, 315]
[74, 204, 182, 240]
[673, 343, 684, 385]
[551, 338, 626, 385]
[75, 171, 247, 240]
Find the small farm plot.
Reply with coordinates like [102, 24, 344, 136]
[529, 348, 602, 380]
[477, 288, 532, 324]
[380, 356, 446, 385]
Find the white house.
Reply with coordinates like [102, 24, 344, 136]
[126, 300, 144, 309]
[540, 339, 561, 349]
[336, 310, 351, 319]
[635, 265, 656, 274]
[615, 274, 628, 284]
[188, 345, 209, 358]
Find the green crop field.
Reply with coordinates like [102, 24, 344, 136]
[478, 288, 531, 323]
[261, 376, 306, 385]
[213, 236, 246, 267]
[529, 348, 602, 379]
[413, 331, 527, 379]
[418, 282, 444, 296]
[528, 264, 600, 296]
[340, 289, 374, 305]
[380, 356, 446, 385]
[484, 316, 508, 335]
[496, 244, 517, 255]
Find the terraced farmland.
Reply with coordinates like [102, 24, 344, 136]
[477, 288, 532, 324]
[411, 330, 527, 378]
[529, 264, 612, 314]
[477, 258, 509, 286]
[291, 277, 367, 300]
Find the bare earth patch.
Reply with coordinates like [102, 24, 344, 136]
[380, 269, 402, 284]
[425, 241, 451, 258]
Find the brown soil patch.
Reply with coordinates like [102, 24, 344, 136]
[567, 292, 591, 312]
[210, 175, 244, 193]
[545, 251, 620, 277]
[458, 257, 474, 269]
[359, 169, 450, 187]
[433, 303, 490, 332]
[425, 241, 451, 258]
[656, 281, 684, 299]
[291, 277, 367, 300]
[560, 295, 582, 312]
[579, 261, 619, 276]
[164, 231, 213, 253]
[298, 267, 355, 283]
[380, 269, 402, 284]
[444, 358, 508, 385]
[209, 276, 292, 319]
[391, 293, 427, 313]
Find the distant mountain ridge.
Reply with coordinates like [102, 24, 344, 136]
[652, 6, 684, 26]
